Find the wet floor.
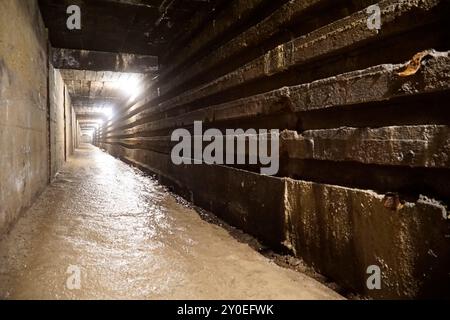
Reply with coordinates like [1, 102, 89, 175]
[0, 144, 342, 300]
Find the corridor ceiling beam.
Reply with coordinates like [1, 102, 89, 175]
[39, 0, 223, 56]
[96, 0, 160, 9]
[72, 97, 122, 109]
[52, 48, 158, 73]
[77, 115, 108, 121]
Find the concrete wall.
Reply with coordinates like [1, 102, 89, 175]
[49, 65, 76, 177]
[81, 134, 92, 144]
[97, 0, 450, 298]
[0, 0, 49, 236]
[66, 91, 77, 156]
[0, 0, 76, 236]
[49, 65, 65, 177]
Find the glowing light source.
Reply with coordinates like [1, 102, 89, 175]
[102, 107, 113, 120]
[117, 75, 142, 101]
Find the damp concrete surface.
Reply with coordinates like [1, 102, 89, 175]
[0, 144, 342, 300]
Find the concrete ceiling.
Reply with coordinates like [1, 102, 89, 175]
[38, 0, 226, 124]
[60, 69, 145, 112]
[38, 0, 223, 56]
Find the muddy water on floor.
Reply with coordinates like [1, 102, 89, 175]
[0, 144, 342, 300]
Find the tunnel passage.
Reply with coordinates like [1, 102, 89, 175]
[0, 0, 449, 299]
[0, 144, 342, 299]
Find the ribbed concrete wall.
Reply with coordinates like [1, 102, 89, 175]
[98, 0, 450, 298]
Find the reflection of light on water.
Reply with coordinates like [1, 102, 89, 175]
[0, 145, 340, 300]
[89, 151, 172, 248]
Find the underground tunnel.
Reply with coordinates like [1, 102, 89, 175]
[0, 0, 449, 303]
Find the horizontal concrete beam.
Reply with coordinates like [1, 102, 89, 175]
[281, 125, 450, 168]
[104, 51, 450, 137]
[77, 115, 106, 121]
[80, 125, 98, 129]
[288, 50, 450, 112]
[160, 0, 270, 76]
[51, 48, 158, 73]
[158, 0, 446, 111]
[103, 0, 450, 134]
[72, 96, 122, 108]
[104, 87, 292, 136]
[102, 124, 450, 170]
[159, 0, 327, 96]
[98, 0, 160, 9]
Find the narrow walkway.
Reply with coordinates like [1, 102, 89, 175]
[0, 144, 342, 300]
